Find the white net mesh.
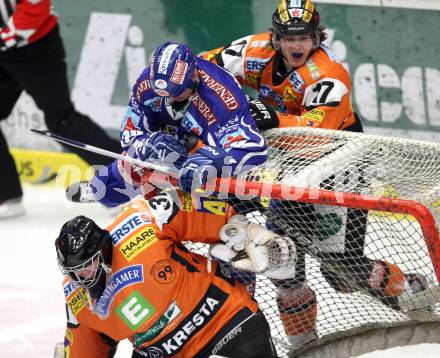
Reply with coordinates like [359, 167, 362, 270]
[189, 127, 440, 357]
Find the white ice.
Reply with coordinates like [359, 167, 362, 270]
[0, 185, 439, 358]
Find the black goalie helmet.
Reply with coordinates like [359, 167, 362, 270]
[272, 0, 321, 49]
[55, 216, 112, 298]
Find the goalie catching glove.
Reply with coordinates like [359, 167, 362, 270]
[210, 215, 297, 280]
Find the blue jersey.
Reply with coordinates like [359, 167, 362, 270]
[120, 58, 267, 174]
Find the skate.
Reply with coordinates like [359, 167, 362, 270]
[0, 197, 25, 219]
[66, 181, 96, 203]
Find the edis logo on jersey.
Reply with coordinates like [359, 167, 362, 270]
[306, 59, 320, 80]
[120, 226, 158, 261]
[110, 213, 152, 245]
[116, 290, 156, 330]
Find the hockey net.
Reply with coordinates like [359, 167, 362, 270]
[187, 127, 440, 357]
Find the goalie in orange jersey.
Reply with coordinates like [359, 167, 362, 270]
[202, 0, 428, 350]
[55, 191, 299, 358]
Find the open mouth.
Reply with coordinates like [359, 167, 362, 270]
[291, 52, 304, 59]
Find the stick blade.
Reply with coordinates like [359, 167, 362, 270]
[30, 128, 51, 136]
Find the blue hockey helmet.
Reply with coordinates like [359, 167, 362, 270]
[149, 41, 196, 98]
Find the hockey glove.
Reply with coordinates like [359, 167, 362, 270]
[178, 146, 227, 192]
[128, 132, 188, 170]
[210, 215, 297, 279]
[248, 98, 279, 130]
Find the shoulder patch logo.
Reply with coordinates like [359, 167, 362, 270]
[151, 259, 176, 284]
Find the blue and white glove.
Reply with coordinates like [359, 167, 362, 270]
[128, 132, 188, 170]
[178, 146, 228, 192]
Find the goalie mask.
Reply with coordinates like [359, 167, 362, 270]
[56, 216, 112, 299]
[272, 0, 321, 51]
[149, 41, 196, 99]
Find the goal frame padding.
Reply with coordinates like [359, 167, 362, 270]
[294, 322, 440, 358]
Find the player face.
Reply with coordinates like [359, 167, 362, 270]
[170, 70, 198, 103]
[170, 87, 194, 102]
[76, 260, 99, 280]
[279, 34, 315, 69]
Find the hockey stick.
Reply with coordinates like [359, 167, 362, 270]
[30, 128, 179, 175]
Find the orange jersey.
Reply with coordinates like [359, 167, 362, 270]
[203, 32, 356, 130]
[62, 192, 257, 357]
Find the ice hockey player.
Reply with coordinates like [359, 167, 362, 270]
[76, 40, 267, 207]
[202, 0, 363, 133]
[55, 191, 298, 357]
[202, 0, 428, 350]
